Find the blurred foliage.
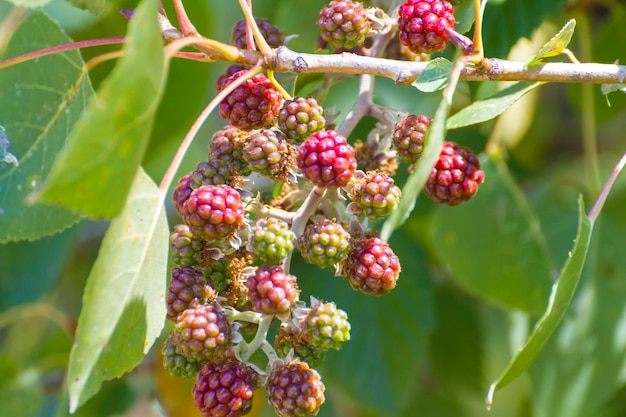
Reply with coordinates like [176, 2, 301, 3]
[1, 0, 626, 417]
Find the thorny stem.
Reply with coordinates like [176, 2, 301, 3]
[239, 314, 274, 362]
[0, 37, 126, 71]
[158, 65, 263, 193]
[588, 151, 626, 222]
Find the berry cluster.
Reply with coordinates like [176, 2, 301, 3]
[162, 5, 485, 416]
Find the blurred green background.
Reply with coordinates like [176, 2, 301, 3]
[1, 0, 626, 416]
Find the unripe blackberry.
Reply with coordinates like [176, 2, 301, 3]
[232, 17, 285, 50]
[205, 258, 234, 293]
[350, 172, 401, 218]
[167, 267, 214, 321]
[170, 224, 204, 268]
[193, 360, 259, 417]
[209, 125, 251, 176]
[392, 114, 432, 164]
[340, 237, 400, 296]
[277, 97, 326, 142]
[423, 141, 484, 206]
[303, 301, 350, 351]
[242, 129, 292, 178]
[317, 0, 371, 49]
[219, 71, 283, 131]
[246, 266, 299, 315]
[173, 303, 232, 361]
[275, 335, 326, 368]
[297, 130, 357, 188]
[192, 159, 233, 187]
[266, 360, 325, 417]
[217, 64, 248, 91]
[297, 219, 351, 268]
[173, 173, 195, 217]
[162, 335, 199, 379]
[250, 217, 296, 263]
[181, 185, 245, 242]
[398, 0, 456, 54]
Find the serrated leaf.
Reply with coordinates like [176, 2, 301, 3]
[34, 0, 167, 219]
[446, 81, 541, 129]
[67, 167, 168, 411]
[0, 11, 90, 243]
[412, 58, 451, 92]
[486, 196, 593, 408]
[430, 158, 553, 313]
[65, 0, 108, 14]
[381, 86, 451, 241]
[527, 19, 576, 67]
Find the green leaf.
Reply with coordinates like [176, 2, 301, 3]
[482, 0, 569, 59]
[67, 167, 168, 411]
[446, 81, 541, 129]
[430, 158, 554, 313]
[486, 196, 593, 408]
[412, 58, 451, 92]
[0, 11, 90, 243]
[34, 0, 167, 219]
[527, 19, 576, 67]
[381, 87, 451, 241]
[64, 0, 108, 14]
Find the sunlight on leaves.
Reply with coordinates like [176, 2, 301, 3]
[486, 197, 593, 409]
[67, 167, 168, 412]
[527, 19, 576, 67]
[34, 0, 167, 219]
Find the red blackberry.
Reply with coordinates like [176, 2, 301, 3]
[392, 114, 432, 164]
[173, 303, 232, 361]
[219, 71, 283, 131]
[297, 130, 357, 188]
[181, 184, 245, 242]
[317, 0, 371, 49]
[242, 129, 293, 179]
[277, 96, 326, 142]
[167, 267, 214, 321]
[339, 237, 400, 296]
[193, 360, 259, 417]
[266, 360, 325, 417]
[231, 17, 285, 50]
[423, 141, 484, 205]
[172, 173, 195, 217]
[398, 0, 456, 54]
[217, 64, 248, 91]
[246, 266, 299, 315]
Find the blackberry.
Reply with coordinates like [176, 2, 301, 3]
[250, 217, 296, 263]
[392, 114, 432, 164]
[167, 267, 214, 321]
[297, 130, 357, 188]
[232, 17, 285, 50]
[193, 360, 259, 417]
[170, 224, 204, 268]
[423, 141, 484, 205]
[162, 335, 199, 379]
[303, 300, 350, 351]
[246, 266, 299, 315]
[266, 360, 325, 417]
[317, 0, 371, 49]
[297, 219, 351, 268]
[242, 129, 292, 179]
[349, 172, 401, 219]
[181, 184, 245, 242]
[339, 237, 400, 296]
[209, 125, 251, 177]
[398, 0, 456, 54]
[219, 71, 283, 131]
[277, 96, 326, 142]
[173, 303, 232, 362]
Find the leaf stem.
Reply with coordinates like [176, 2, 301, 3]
[172, 0, 198, 36]
[239, 314, 274, 362]
[237, 0, 273, 56]
[588, 151, 626, 222]
[158, 65, 263, 194]
[0, 37, 127, 71]
[0, 6, 28, 55]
